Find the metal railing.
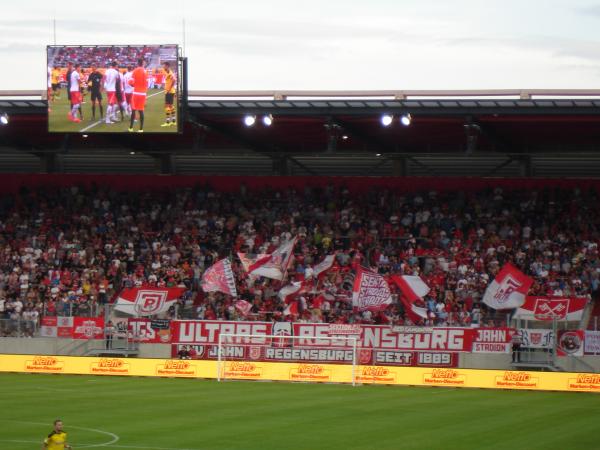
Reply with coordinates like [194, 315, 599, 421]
[43, 302, 102, 318]
[0, 319, 38, 337]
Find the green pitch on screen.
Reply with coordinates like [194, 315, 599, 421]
[47, 88, 178, 133]
[0, 373, 598, 450]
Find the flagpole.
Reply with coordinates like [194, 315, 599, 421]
[280, 236, 298, 286]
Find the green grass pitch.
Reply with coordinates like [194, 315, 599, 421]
[47, 88, 178, 133]
[0, 373, 599, 450]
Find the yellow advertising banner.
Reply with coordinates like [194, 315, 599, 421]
[1, 354, 598, 393]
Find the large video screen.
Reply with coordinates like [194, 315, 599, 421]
[47, 45, 180, 133]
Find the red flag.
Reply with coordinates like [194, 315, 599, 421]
[482, 263, 533, 309]
[391, 275, 429, 322]
[283, 300, 299, 316]
[352, 267, 393, 312]
[114, 286, 185, 316]
[312, 294, 327, 309]
[201, 258, 238, 297]
[234, 299, 253, 317]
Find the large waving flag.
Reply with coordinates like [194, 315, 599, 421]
[514, 296, 587, 321]
[238, 237, 297, 281]
[201, 258, 237, 297]
[352, 267, 393, 312]
[278, 280, 310, 304]
[482, 263, 533, 310]
[234, 299, 253, 317]
[114, 286, 186, 316]
[391, 275, 429, 321]
[313, 254, 336, 279]
[237, 253, 272, 273]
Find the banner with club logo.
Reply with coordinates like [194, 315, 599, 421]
[166, 320, 498, 366]
[519, 328, 554, 349]
[482, 263, 533, 310]
[114, 286, 186, 316]
[514, 296, 587, 321]
[72, 317, 105, 339]
[557, 330, 584, 357]
[40, 316, 74, 338]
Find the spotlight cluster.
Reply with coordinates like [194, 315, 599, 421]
[244, 114, 274, 127]
[380, 113, 412, 127]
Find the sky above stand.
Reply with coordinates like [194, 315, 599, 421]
[2, 0, 600, 91]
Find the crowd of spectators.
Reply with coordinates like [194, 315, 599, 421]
[0, 182, 599, 336]
[50, 46, 157, 69]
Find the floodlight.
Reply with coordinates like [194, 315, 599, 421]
[400, 113, 412, 126]
[262, 114, 273, 126]
[381, 114, 393, 127]
[244, 115, 256, 127]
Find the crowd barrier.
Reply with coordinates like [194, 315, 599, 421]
[1, 354, 598, 393]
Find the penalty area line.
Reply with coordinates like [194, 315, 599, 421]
[79, 90, 165, 133]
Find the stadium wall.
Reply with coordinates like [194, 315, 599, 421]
[0, 338, 172, 358]
[1, 174, 600, 194]
[1, 353, 599, 393]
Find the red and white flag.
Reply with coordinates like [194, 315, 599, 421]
[234, 299, 253, 317]
[237, 253, 272, 273]
[283, 300, 299, 316]
[278, 281, 308, 304]
[313, 254, 336, 279]
[352, 267, 393, 312]
[391, 275, 429, 321]
[482, 263, 533, 310]
[114, 286, 186, 316]
[238, 237, 297, 281]
[201, 258, 237, 297]
[514, 296, 587, 321]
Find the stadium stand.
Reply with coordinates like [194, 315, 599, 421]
[0, 176, 598, 335]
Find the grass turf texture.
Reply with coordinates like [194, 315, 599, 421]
[0, 373, 598, 450]
[47, 88, 177, 133]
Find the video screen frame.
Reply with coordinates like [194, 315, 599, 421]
[47, 44, 182, 134]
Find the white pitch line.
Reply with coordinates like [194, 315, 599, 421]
[0, 439, 102, 445]
[12, 420, 119, 448]
[79, 90, 165, 133]
[0, 439, 202, 450]
[108, 445, 202, 450]
[34, 386, 74, 392]
[7, 420, 202, 450]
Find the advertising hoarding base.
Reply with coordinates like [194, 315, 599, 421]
[0, 354, 598, 393]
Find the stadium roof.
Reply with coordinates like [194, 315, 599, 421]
[1, 89, 600, 177]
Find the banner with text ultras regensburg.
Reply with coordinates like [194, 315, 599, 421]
[169, 321, 512, 367]
[1, 354, 599, 393]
